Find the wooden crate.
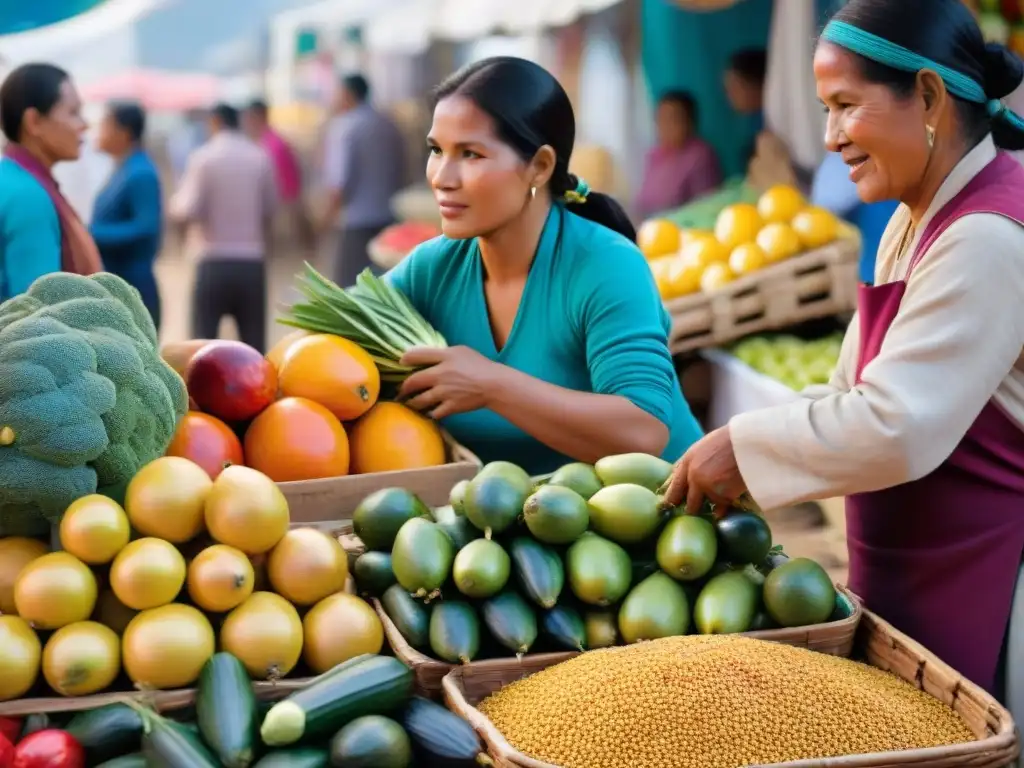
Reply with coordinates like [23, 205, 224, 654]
[665, 237, 860, 355]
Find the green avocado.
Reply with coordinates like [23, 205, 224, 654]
[353, 551, 397, 597]
[656, 515, 718, 581]
[566, 533, 632, 607]
[449, 480, 470, 515]
[464, 473, 530, 539]
[477, 461, 533, 492]
[587, 484, 664, 544]
[694, 571, 760, 635]
[329, 715, 412, 768]
[547, 462, 604, 500]
[618, 572, 690, 644]
[763, 557, 836, 628]
[353, 487, 431, 551]
[452, 539, 510, 599]
[391, 518, 454, 600]
[594, 453, 673, 492]
[523, 484, 590, 544]
[715, 511, 773, 565]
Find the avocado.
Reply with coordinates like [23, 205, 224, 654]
[391, 518, 454, 601]
[566, 533, 632, 607]
[548, 462, 604, 500]
[510, 537, 564, 608]
[587, 483, 664, 544]
[449, 480, 470, 515]
[436, 515, 481, 551]
[477, 461, 532, 492]
[452, 539, 510, 599]
[762, 557, 836, 628]
[618, 572, 690, 643]
[523, 485, 590, 544]
[353, 487, 431, 551]
[429, 601, 481, 663]
[584, 610, 620, 649]
[541, 605, 587, 651]
[715, 511, 773, 565]
[353, 551, 397, 597]
[694, 571, 760, 635]
[464, 473, 529, 539]
[594, 453, 673, 492]
[482, 591, 538, 655]
[656, 515, 718, 581]
[329, 716, 411, 768]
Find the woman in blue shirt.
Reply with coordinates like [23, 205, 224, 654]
[389, 56, 704, 476]
[92, 102, 163, 330]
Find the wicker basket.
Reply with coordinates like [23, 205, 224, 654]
[443, 607, 1019, 768]
[665, 235, 860, 355]
[375, 585, 862, 697]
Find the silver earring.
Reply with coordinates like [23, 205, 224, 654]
[530, 186, 537, 199]
[926, 125, 936, 150]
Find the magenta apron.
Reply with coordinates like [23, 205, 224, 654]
[846, 153, 1024, 695]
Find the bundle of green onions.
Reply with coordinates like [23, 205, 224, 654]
[279, 264, 447, 384]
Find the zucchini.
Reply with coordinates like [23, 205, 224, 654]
[381, 584, 429, 650]
[354, 552, 397, 597]
[429, 601, 480, 663]
[401, 696, 491, 766]
[482, 591, 538, 655]
[509, 538, 563, 608]
[140, 708, 219, 767]
[252, 748, 330, 767]
[541, 605, 586, 651]
[95, 755, 147, 768]
[65, 703, 144, 765]
[197, 652, 257, 767]
[330, 715, 412, 768]
[260, 654, 413, 747]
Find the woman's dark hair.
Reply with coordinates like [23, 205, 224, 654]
[831, 0, 1024, 150]
[433, 56, 637, 243]
[0, 62, 70, 143]
[659, 90, 698, 128]
[108, 101, 146, 143]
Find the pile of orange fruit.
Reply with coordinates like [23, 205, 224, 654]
[161, 332, 448, 484]
[638, 185, 845, 301]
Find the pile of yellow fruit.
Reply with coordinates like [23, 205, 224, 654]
[0, 457, 384, 703]
[638, 185, 844, 301]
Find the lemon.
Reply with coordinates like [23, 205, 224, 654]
[14, 552, 97, 630]
[42, 621, 120, 696]
[757, 184, 806, 223]
[665, 260, 703, 299]
[729, 243, 769, 275]
[714, 204, 762, 250]
[700, 262, 737, 293]
[680, 238, 729, 270]
[110, 538, 187, 611]
[0, 616, 41, 701]
[59, 495, 131, 565]
[792, 207, 840, 250]
[756, 222, 803, 262]
[637, 219, 682, 260]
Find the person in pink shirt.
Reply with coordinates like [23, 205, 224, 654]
[635, 91, 723, 220]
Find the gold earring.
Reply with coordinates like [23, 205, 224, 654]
[530, 186, 537, 199]
[926, 125, 936, 150]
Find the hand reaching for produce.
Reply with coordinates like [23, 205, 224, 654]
[398, 346, 501, 419]
[663, 426, 748, 514]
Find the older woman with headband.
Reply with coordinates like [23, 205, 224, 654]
[665, 0, 1024, 701]
[388, 56, 704, 475]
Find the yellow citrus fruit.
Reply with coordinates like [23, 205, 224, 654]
[125, 456, 212, 543]
[757, 184, 806, 223]
[0, 616, 41, 701]
[729, 243, 769, 275]
[637, 219, 682, 260]
[14, 552, 97, 629]
[110, 538, 186, 611]
[187, 544, 255, 613]
[220, 592, 304, 680]
[664, 260, 703, 299]
[268, 528, 349, 607]
[0, 537, 48, 615]
[680, 237, 729, 270]
[792, 206, 841, 249]
[700, 262, 737, 293]
[714, 204, 762, 250]
[302, 593, 384, 675]
[756, 222, 803, 262]
[59, 495, 131, 565]
[122, 604, 215, 689]
[42, 621, 120, 696]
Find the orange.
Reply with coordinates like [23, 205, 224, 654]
[219, 592, 303, 680]
[792, 207, 841, 250]
[125, 456, 212, 543]
[278, 334, 381, 421]
[700, 262, 737, 293]
[636, 219, 681, 260]
[756, 222, 803, 262]
[348, 401, 446, 475]
[663, 260, 703, 300]
[244, 397, 350, 482]
[679, 237, 729, 270]
[757, 185, 806, 223]
[0, 537, 48, 615]
[267, 528, 348, 606]
[728, 243, 768, 275]
[165, 412, 245, 480]
[266, 329, 311, 371]
[714, 203, 763, 250]
[302, 593, 384, 674]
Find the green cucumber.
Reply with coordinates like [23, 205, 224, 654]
[401, 696, 491, 767]
[65, 703, 144, 764]
[509, 537, 564, 609]
[260, 654, 413, 747]
[381, 584, 430, 650]
[252, 748, 330, 767]
[197, 652, 257, 768]
[354, 552, 397, 597]
[541, 605, 587, 651]
[95, 755, 147, 768]
[429, 601, 480, 664]
[330, 715, 412, 768]
[482, 591, 538, 655]
[140, 709, 219, 767]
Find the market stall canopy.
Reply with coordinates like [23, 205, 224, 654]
[364, 0, 624, 54]
[0, 0, 165, 57]
[79, 68, 223, 111]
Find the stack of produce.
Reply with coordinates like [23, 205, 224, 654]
[351, 453, 841, 665]
[0, 652, 492, 767]
[730, 332, 844, 391]
[474, 634, 975, 768]
[161, 302, 449, 483]
[0, 456, 384, 704]
[662, 178, 759, 232]
[640, 184, 845, 301]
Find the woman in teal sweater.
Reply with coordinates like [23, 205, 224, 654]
[389, 57, 703, 476]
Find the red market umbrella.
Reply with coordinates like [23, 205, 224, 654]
[80, 68, 222, 111]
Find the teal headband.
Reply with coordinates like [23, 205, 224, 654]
[821, 20, 1024, 133]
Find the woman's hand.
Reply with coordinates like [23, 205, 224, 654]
[663, 426, 748, 514]
[399, 346, 502, 419]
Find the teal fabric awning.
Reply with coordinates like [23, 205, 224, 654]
[0, 0, 109, 35]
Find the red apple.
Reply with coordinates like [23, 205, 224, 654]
[185, 340, 278, 422]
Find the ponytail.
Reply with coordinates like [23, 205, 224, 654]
[556, 173, 638, 243]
